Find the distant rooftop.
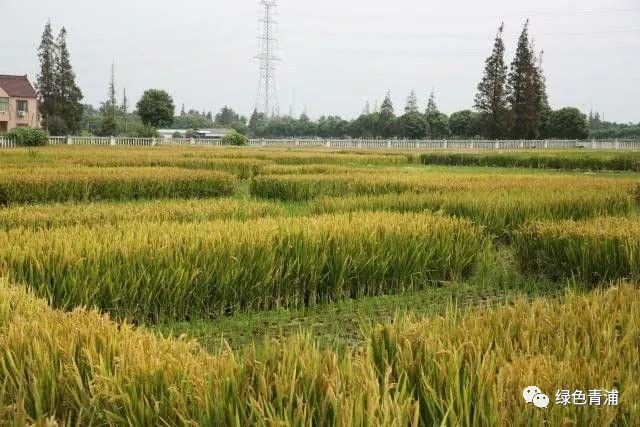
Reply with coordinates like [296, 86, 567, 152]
[0, 75, 37, 98]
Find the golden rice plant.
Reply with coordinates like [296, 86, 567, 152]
[250, 172, 637, 201]
[368, 283, 640, 425]
[514, 217, 640, 284]
[312, 190, 636, 237]
[1, 279, 638, 425]
[0, 198, 285, 230]
[0, 167, 237, 205]
[0, 213, 484, 322]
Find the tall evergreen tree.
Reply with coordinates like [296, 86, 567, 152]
[55, 27, 84, 134]
[533, 48, 551, 136]
[248, 108, 261, 134]
[101, 63, 118, 136]
[122, 88, 128, 134]
[425, 91, 450, 138]
[380, 91, 394, 118]
[378, 91, 396, 138]
[405, 90, 418, 113]
[507, 20, 540, 139]
[474, 23, 509, 139]
[426, 90, 438, 117]
[36, 21, 57, 131]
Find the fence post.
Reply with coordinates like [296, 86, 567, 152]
[325, 140, 331, 148]
[66, 136, 73, 145]
[261, 139, 266, 147]
[295, 139, 299, 146]
[494, 141, 499, 149]
[152, 137, 157, 147]
[443, 139, 448, 149]
[109, 136, 116, 146]
[190, 138, 196, 146]
[615, 139, 620, 150]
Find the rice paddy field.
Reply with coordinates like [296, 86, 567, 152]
[1, 145, 640, 426]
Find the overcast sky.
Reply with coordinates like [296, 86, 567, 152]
[3, 1, 639, 122]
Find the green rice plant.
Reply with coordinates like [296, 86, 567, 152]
[1, 279, 638, 425]
[0, 167, 237, 205]
[0, 198, 284, 230]
[311, 190, 636, 237]
[420, 150, 640, 172]
[514, 217, 640, 284]
[0, 213, 484, 322]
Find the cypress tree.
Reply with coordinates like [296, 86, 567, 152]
[122, 88, 128, 134]
[36, 21, 57, 131]
[55, 27, 84, 134]
[533, 48, 551, 137]
[378, 91, 396, 138]
[404, 90, 418, 113]
[507, 20, 539, 139]
[380, 91, 394, 117]
[426, 90, 438, 117]
[248, 108, 260, 134]
[101, 63, 118, 136]
[474, 23, 509, 139]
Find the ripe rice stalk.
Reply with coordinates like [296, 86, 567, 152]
[0, 279, 637, 425]
[250, 173, 637, 202]
[0, 198, 285, 230]
[0, 167, 237, 205]
[311, 190, 636, 237]
[514, 217, 640, 284]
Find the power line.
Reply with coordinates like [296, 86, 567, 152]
[255, 0, 279, 118]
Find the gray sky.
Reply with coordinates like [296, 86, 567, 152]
[3, 1, 639, 122]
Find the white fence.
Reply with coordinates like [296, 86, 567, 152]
[3, 136, 640, 150]
[0, 138, 16, 149]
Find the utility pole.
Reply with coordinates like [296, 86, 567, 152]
[255, 0, 279, 119]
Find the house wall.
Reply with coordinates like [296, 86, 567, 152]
[0, 86, 39, 132]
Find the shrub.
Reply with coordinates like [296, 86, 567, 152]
[222, 131, 249, 146]
[6, 128, 49, 146]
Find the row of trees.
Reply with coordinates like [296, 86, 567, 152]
[589, 111, 640, 139]
[244, 93, 588, 140]
[37, 22, 84, 135]
[35, 20, 628, 140]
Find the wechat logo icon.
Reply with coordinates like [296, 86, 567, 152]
[523, 386, 550, 409]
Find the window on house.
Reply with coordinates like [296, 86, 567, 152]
[16, 100, 28, 113]
[0, 98, 9, 112]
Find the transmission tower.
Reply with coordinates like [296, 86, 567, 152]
[255, 0, 279, 118]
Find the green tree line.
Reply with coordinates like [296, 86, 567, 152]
[35, 20, 637, 139]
